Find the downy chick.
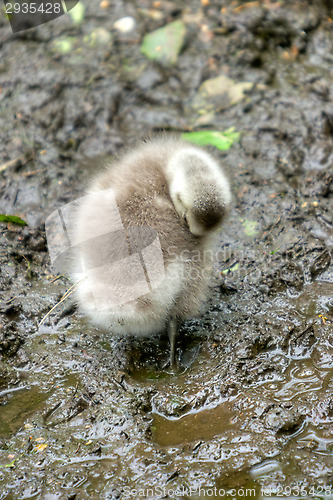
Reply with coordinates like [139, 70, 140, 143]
[71, 137, 231, 366]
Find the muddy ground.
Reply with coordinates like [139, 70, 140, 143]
[0, 0, 333, 498]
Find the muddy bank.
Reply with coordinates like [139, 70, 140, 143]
[0, 0, 333, 498]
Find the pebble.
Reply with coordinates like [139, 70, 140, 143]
[113, 16, 136, 34]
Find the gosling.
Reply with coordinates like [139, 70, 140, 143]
[71, 137, 231, 367]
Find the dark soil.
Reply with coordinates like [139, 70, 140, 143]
[0, 0, 332, 498]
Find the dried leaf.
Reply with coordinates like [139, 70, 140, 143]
[192, 74, 253, 114]
[35, 443, 48, 452]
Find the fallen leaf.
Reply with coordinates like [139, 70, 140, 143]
[222, 263, 240, 274]
[182, 128, 240, 150]
[68, 1, 85, 24]
[52, 37, 75, 55]
[199, 74, 253, 104]
[191, 74, 253, 115]
[141, 20, 186, 65]
[242, 219, 259, 237]
[36, 443, 48, 452]
[0, 214, 27, 226]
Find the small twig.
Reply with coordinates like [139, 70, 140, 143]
[50, 275, 66, 283]
[38, 280, 81, 328]
[72, 382, 79, 399]
[22, 168, 47, 177]
[5, 296, 18, 305]
[0, 154, 32, 173]
[267, 215, 282, 235]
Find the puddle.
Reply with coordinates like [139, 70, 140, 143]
[0, 385, 49, 439]
[152, 402, 235, 447]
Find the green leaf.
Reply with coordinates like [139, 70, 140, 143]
[0, 457, 17, 468]
[141, 20, 186, 65]
[0, 214, 28, 226]
[181, 128, 240, 151]
[222, 263, 240, 274]
[242, 220, 259, 237]
[67, 1, 85, 24]
[52, 37, 74, 54]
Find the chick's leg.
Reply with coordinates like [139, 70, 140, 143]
[167, 318, 179, 368]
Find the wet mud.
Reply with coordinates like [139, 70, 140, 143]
[0, 0, 332, 498]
